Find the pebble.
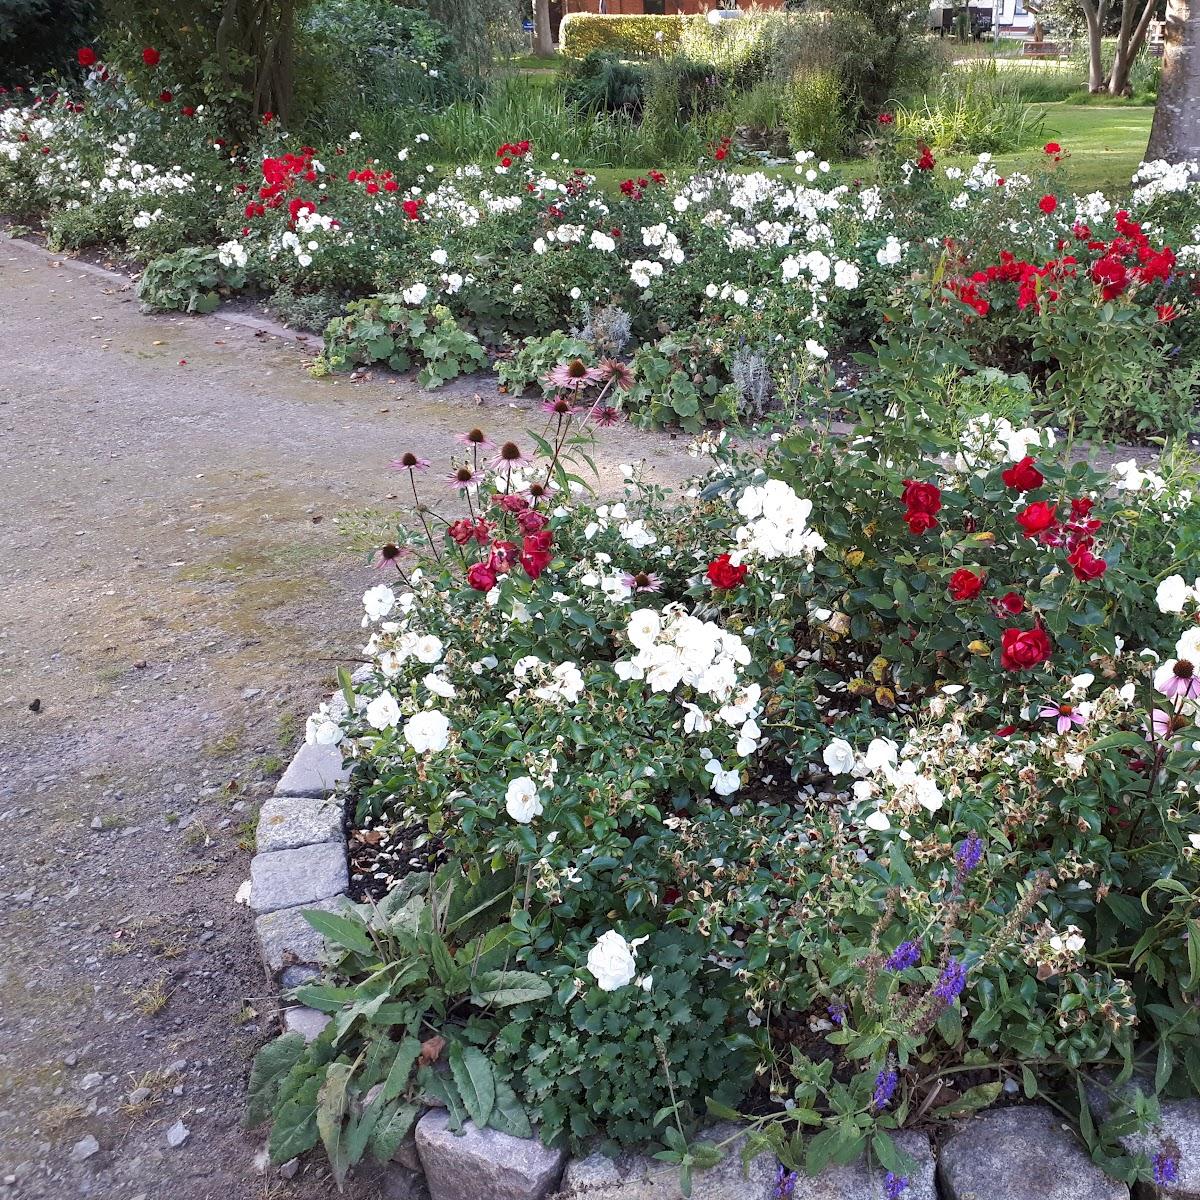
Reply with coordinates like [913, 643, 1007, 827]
[280, 1159, 300, 1180]
[166, 1119, 190, 1148]
[79, 1072, 103, 1091]
[70, 1135, 100, 1163]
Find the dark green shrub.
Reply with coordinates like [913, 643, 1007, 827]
[0, 0, 100, 84]
[562, 51, 646, 118]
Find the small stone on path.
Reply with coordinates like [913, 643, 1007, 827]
[69, 1135, 99, 1163]
[166, 1119, 190, 1148]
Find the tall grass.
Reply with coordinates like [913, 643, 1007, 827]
[896, 65, 1049, 153]
[427, 74, 711, 167]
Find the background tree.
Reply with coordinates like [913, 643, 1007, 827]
[532, 0, 553, 56]
[1073, 0, 1161, 93]
[1146, 0, 1200, 159]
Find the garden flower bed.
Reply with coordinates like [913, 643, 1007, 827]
[1, 57, 1198, 443]
[7, 44, 1200, 1200]
[241, 384, 1200, 1196]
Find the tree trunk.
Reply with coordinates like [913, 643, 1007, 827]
[532, 0, 554, 56]
[1078, 0, 1108, 91]
[1107, 0, 1158, 93]
[1147, 0, 1200, 160]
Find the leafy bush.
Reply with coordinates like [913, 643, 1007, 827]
[499, 928, 753, 1149]
[0, 0, 99, 85]
[783, 69, 848, 158]
[318, 297, 487, 388]
[497, 331, 595, 395]
[560, 14, 689, 60]
[136, 245, 247, 313]
[247, 866, 544, 1179]
[562, 51, 646, 118]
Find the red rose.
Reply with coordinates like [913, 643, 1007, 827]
[466, 562, 496, 592]
[707, 553, 747, 590]
[1016, 501, 1057, 539]
[516, 509, 547, 534]
[1039, 194, 1057, 214]
[1000, 626, 1052, 671]
[489, 541, 518, 574]
[948, 568, 984, 601]
[523, 529, 553, 555]
[142, 47, 160, 66]
[181, 106, 195, 117]
[1044, 142, 1062, 155]
[905, 511, 939, 536]
[901, 479, 942, 516]
[77, 47, 97, 67]
[1068, 545, 1107, 581]
[496, 493, 528, 513]
[1001, 457, 1044, 491]
[448, 518, 474, 546]
[158, 89, 173, 103]
[998, 591, 1025, 615]
[1070, 497, 1094, 518]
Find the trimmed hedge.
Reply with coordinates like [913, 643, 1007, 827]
[560, 14, 697, 59]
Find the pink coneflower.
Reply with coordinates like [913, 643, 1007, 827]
[1147, 707, 1175, 739]
[455, 428, 495, 450]
[541, 395, 578, 416]
[546, 358, 602, 390]
[599, 358, 634, 391]
[1039, 701, 1087, 734]
[589, 404, 622, 427]
[490, 441, 529, 471]
[374, 543, 410, 571]
[1155, 658, 1200, 700]
[390, 451, 431, 471]
[446, 465, 480, 491]
[621, 570, 662, 593]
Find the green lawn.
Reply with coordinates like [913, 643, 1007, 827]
[579, 103, 1152, 198]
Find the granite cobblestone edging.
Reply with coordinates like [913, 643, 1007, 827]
[246, 688, 1198, 1200]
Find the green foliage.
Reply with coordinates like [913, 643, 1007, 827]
[562, 52, 647, 118]
[783, 69, 848, 159]
[246, 866, 541, 1173]
[0, 0, 99, 84]
[500, 929, 753, 1149]
[896, 68, 1049, 155]
[624, 335, 739, 433]
[497, 332, 595, 396]
[318, 298, 487, 388]
[560, 14, 689, 60]
[136, 246, 247, 314]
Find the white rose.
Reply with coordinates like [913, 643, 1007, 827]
[626, 609, 661, 650]
[365, 691, 401, 730]
[586, 930, 644, 991]
[1157, 574, 1193, 614]
[864, 809, 891, 831]
[362, 584, 396, 622]
[822, 738, 856, 775]
[414, 634, 444, 664]
[863, 738, 898, 773]
[505, 776, 543, 824]
[403, 709, 450, 753]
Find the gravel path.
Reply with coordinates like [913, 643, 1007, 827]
[0, 238, 696, 1199]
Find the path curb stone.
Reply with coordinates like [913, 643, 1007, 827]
[938, 1105, 1130, 1200]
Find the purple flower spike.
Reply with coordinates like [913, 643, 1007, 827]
[1153, 1150, 1179, 1186]
[872, 1068, 899, 1110]
[885, 940, 922, 972]
[885, 1172, 909, 1199]
[934, 958, 967, 1006]
[773, 1162, 798, 1199]
[955, 833, 984, 875]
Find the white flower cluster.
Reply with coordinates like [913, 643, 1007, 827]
[955, 413, 1053, 470]
[217, 239, 248, 270]
[509, 655, 584, 706]
[618, 605, 750, 701]
[1156, 575, 1200, 615]
[734, 479, 826, 561]
[823, 736, 945, 833]
[279, 207, 351, 269]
